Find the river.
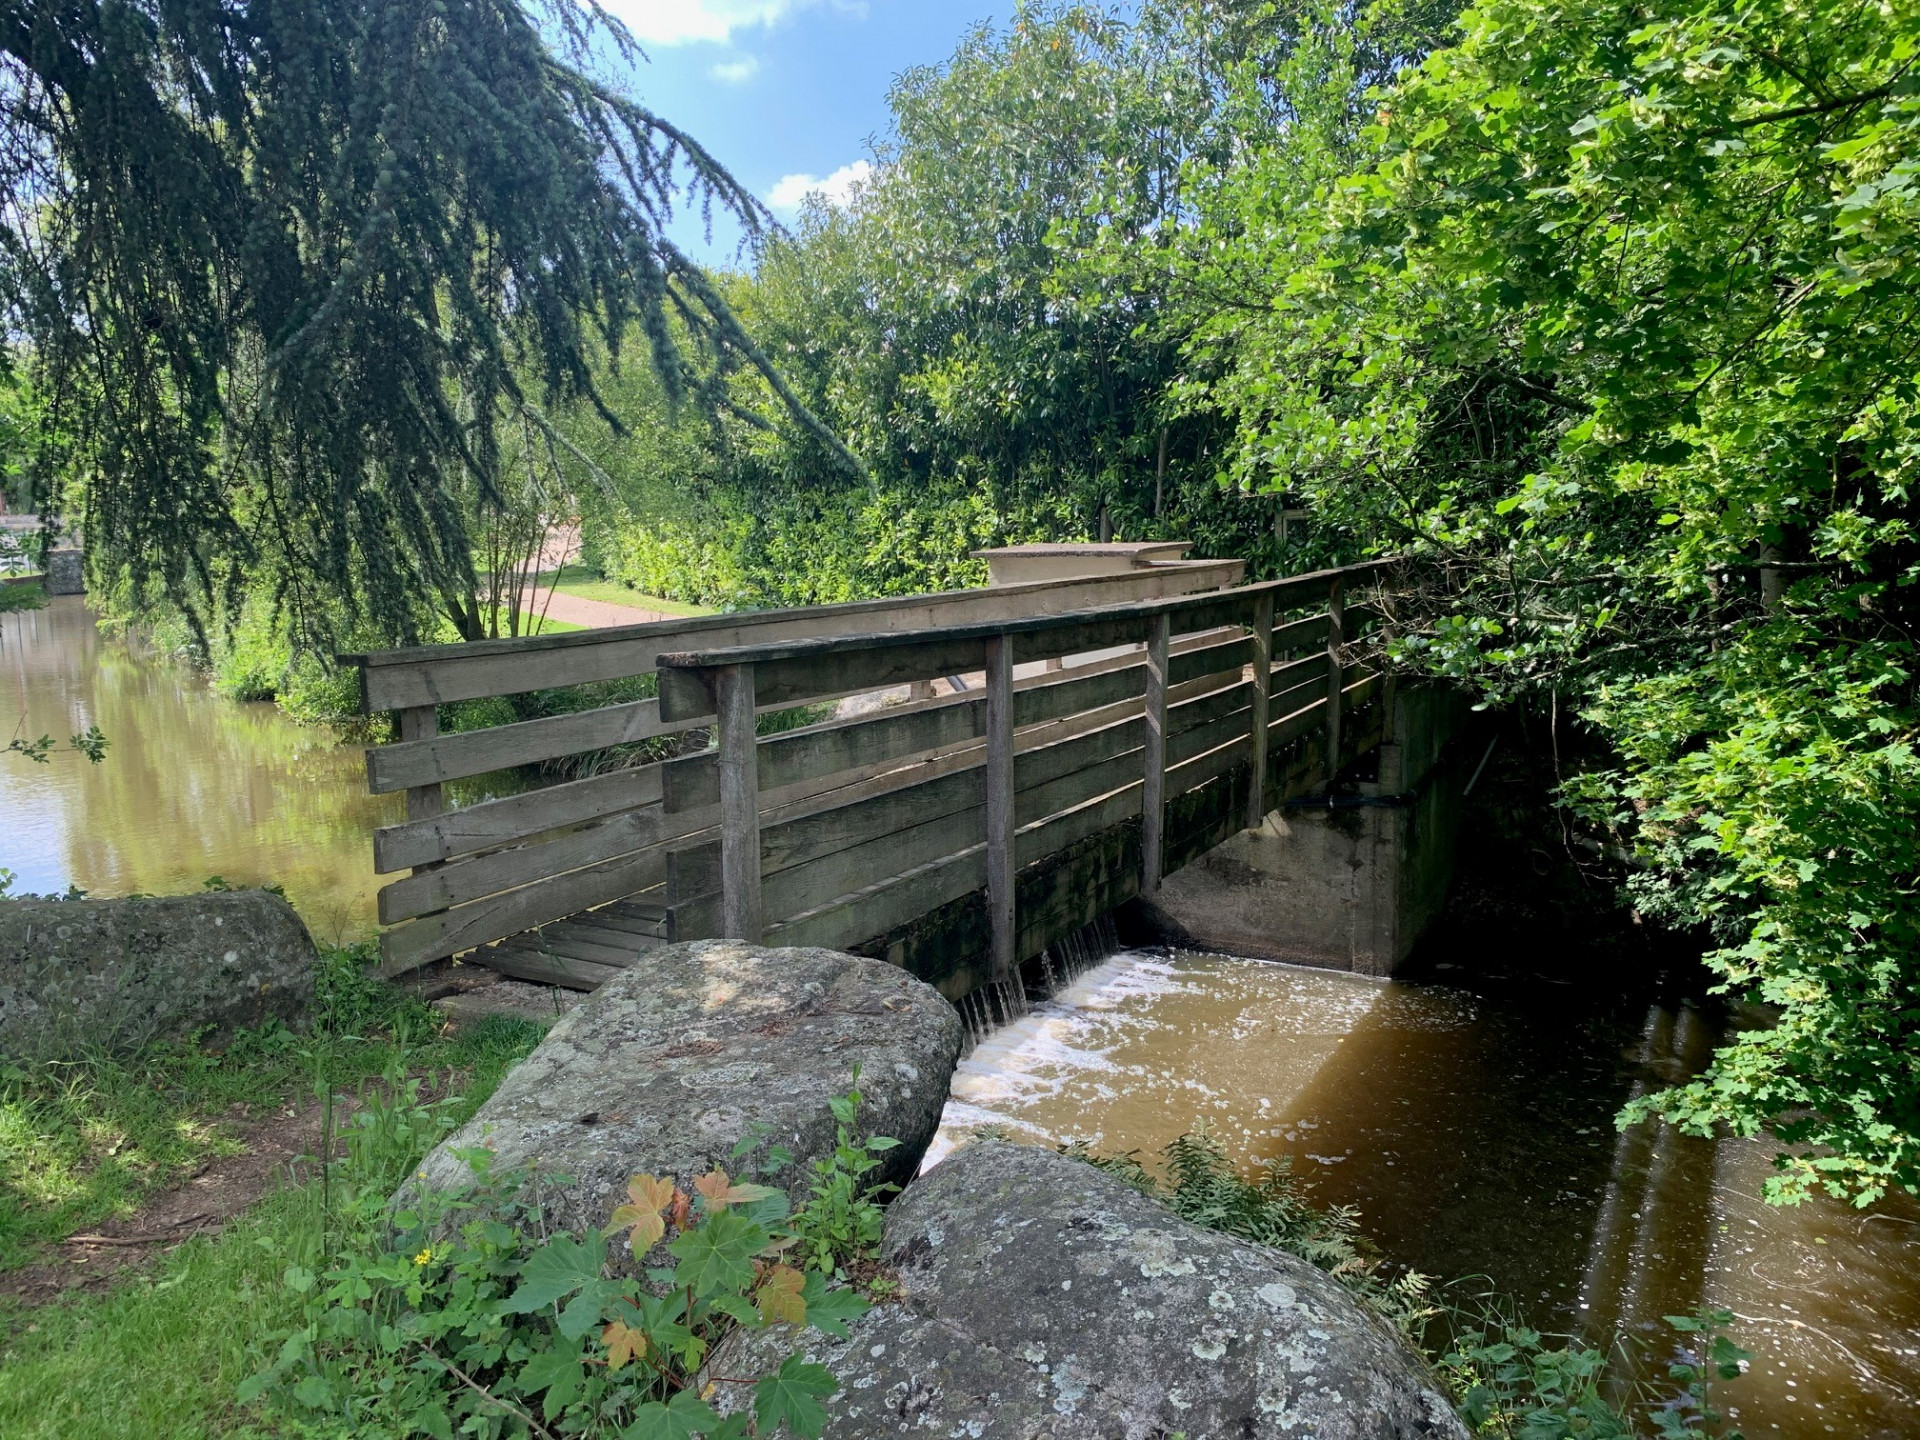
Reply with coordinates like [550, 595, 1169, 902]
[8, 597, 1918, 1435]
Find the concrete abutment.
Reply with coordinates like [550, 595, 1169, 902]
[1133, 682, 1471, 976]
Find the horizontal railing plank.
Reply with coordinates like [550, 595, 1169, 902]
[368, 698, 691, 794]
[373, 766, 664, 873]
[346, 560, 1248, 711]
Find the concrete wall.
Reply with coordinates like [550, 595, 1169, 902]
[1135, 683, 1469, 976]
[44, 548, 84, 596]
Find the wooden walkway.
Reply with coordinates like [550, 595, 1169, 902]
[346, 557, 1389, 1001]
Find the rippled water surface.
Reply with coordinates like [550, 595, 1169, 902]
[932, 950, 1920, 1439]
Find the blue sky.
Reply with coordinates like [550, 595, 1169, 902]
[596, 2, 1009, 262]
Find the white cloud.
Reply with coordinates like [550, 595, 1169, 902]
[709, 55, 760, 83]
[767, 159, 874, 213]
[603, 0, 861, 47]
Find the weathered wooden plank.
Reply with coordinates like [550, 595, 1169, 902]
[716, 663, 763, 942]
[540, 920, 661, 956]
[1268, 650, 1330, 696]
[1247, 593, 1272, 829]
[478, 943, 625, 992]
[369, 698, 690, 794]
[348, 560, 1249, 711]
[399, 707, 444, 823]
[1141, 613, 1170, 892]
[377, 803, 683, 924]
[520, 926, 649, 968]
[1270, 612, 1331, 656]
[374, 766, 666, 873]
[1324, 583, 1346, 791]
[377, 847, 665, 976]
[982, 635, 1016, 984]
[1167, 634, 1251, 689]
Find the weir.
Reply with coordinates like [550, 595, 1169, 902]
[345, 554, 1464, 1000]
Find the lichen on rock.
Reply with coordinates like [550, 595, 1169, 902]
[403, 941, 964, 1242]
[0, 891, 316, 1060]
[723, 1140, 1467, 1439]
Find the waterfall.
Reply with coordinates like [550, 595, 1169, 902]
[954, 911, 1122, 1055]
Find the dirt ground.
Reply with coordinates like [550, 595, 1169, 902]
[0, 1097, 330, 1305]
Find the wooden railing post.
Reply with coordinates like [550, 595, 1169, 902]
[1246, 593, 1273, 828]
[1142, 612, 1171, 891]
[1324, 577, 1346, 789]
[397, 706, 444, 823]
[984, 633, 1017, 984]
[716, 663, 764, 942]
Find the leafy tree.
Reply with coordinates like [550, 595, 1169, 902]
[0, 0, 839, 643]
[1186, 0, 1920, 1200]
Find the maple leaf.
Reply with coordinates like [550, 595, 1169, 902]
[601, 1319, 649, 1371]
[693, 1166, 778, 1211]
[669, 1188, 691, 1231]
[755, 1263, 808, 1326]
[609, 1173, 678, 1255]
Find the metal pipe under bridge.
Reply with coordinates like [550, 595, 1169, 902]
[342, 553, 1398, 1003]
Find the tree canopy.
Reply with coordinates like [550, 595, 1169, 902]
[0, 0, 835, 641]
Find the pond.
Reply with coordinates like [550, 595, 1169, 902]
[0, 596, 401, 943]
[9, 596, 1917, 1436]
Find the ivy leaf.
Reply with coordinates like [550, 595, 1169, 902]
[753, 1354, 838, 1439]
[503, 1232, 606, 1313]
[623, 1388, 723, 1440]
[670, 1209, 768, 1297]
[801, 1271, 870, 1339]
[693, 1166, 778, 1211]
[755, 1263, 807, 1326]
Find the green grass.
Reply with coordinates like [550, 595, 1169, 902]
[0, 946, 544, 1272]
[0, 580, 46, 613]
[543, 564, 712, 617]
[0, 948, 550, 1437]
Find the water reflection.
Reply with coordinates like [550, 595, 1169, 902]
[2, 597, 398, 942]
[929, 949, 1920, 1439]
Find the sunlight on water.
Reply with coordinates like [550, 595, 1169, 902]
[932, 947, 1920, 1440]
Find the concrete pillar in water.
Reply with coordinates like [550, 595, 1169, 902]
[1135, 683, 1469, 977]
[44, 548, 84, 596]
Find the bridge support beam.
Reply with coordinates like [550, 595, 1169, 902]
[1132, 683, 1469, 977]
[716, 662, 764, 942]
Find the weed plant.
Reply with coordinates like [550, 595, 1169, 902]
[1074, 1128, 1748, 1440]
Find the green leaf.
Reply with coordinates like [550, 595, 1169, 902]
[624, 1389, 723, 1440]
[670, 1209, 767, 1297]
[754, 1355, 837, 1438]
[801, 1272, 871, 1339]
[503, 1233, 607, 1314]
[516, 1341, 587, 1420]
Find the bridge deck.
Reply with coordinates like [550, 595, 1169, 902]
[346, 559, 1389, 1001]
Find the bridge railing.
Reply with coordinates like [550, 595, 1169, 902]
[341, 558, 1245, 978]
[653, 561, 1390, 997]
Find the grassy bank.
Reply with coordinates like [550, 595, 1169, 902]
[0, 946, 551, 1438]
[543, 563, 713, 617]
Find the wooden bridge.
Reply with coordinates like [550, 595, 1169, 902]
[346, 556, 1392, 1004]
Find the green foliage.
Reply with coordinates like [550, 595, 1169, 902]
[0, 0, 845, 650]
[787, 1070, 901, 1276]
[5, 724, 106, 764]
[243, 1117, 871, 1436]
[0, 580, 44, 613]
[1075, 1126, 1436, 1336]
[0, 941, 544, 1272]
[1439, 1307, 1747, 1440]
[1177, 0, 1920, 1202]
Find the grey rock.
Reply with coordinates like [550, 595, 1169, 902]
[725, 1140, 1466, 1439]
[0, 891, 317, 1059]
[407, 941, 963, 1243]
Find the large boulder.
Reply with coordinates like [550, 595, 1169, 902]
[407, 941, 963, 1240]
[725, 1141, 1466, 1439]
[0, 891, 317, 1060]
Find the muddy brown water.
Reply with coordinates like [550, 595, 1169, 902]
[9, 597, 1918, 1434]
[930, 951, 1920, 1439]
[1, 597, 521, 944]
